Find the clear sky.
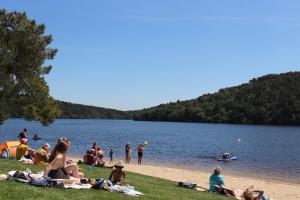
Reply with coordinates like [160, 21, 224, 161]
[1, 1, 300, 110]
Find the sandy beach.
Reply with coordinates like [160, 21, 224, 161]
[125, 164, 300, 200]
[70, 157, 299, 200]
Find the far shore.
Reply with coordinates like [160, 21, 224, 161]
[69, 156, 300, 200]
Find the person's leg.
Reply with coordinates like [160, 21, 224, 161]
[78, 172, 84, 179]
[65, 163, 79, 178]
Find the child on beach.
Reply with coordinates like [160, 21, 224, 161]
[109, 160, 126, 185]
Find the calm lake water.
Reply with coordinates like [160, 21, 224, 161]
[0, 119, 299, 184]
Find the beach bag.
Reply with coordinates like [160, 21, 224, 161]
[178, 182, 197, 189]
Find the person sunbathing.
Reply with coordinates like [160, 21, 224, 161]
[214, 185, 267, 200]
[242, 185, 265, 200]
[44, 141, 82, 182]
[109, 160, 126, 185]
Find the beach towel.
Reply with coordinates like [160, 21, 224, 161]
[110, 185, 144, 197]
[64, 183, 92, 189]
[8, 171, 31, 183]
[19, 156, 33, 164]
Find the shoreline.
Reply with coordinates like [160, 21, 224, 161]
[69, 156, 300, 200]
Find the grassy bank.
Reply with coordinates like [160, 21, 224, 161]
[0, 159, 228, 200]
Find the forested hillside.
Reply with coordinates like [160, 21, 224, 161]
[133, 72, 300, 125]
[57, 101, 131, 119]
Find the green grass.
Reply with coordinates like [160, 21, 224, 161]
[0, 159, 229, 200]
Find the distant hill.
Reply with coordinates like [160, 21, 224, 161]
[133, 72, 300, 125]
[57, 101, 131, 119]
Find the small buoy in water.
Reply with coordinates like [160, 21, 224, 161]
[144, 141, 148, 145]
[237, 139, 241, 143]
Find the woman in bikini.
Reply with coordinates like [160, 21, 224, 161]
[44, 141, 82, 182]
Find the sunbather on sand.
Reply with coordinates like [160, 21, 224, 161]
[214, 185, 268, 200]
[44, 141, 83, 182]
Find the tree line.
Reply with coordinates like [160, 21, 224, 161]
[57, 101, 131, 119]
[133, 72, 300, 125]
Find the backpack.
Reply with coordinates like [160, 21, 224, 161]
[178, 182, 197, 189]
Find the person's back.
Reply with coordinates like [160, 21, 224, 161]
[209, 166, 225, 192]
[86, 154, 95, 165]
[34, 147, 49, 165]
[16, 144, 29, 160]
[18, 132, 26, 140]
[98, 149, 104, 158]
[209, 174, 224, 192]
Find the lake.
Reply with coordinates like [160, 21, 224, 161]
[0, 119, 299, 184]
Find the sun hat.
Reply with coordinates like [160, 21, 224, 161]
[114, 160, 124, 168]
[21, 138, 28, 144]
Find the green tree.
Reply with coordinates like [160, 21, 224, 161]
[0, 9, 61, 125]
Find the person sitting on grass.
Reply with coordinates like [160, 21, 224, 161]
[109, 160, 126, 185]
[16, 138, 34, 160]
[97, 147, 104, 158]
[44, 141, 83, 182]
[83, 150, 96, 165]
[96, 156, 106, 167]
[33, 143, 50, 165]
[209, 166, 229, 195]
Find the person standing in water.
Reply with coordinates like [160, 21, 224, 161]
[138, 144, 144, 165]
[125, 143, 131, 163]
[18, 128, 28, 141]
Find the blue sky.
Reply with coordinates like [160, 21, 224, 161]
[1, 1, 300, 110]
